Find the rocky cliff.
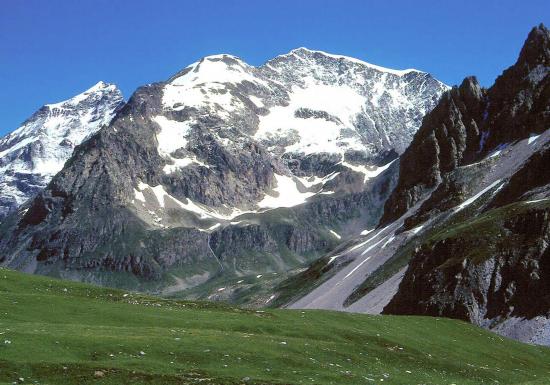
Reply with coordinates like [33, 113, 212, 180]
[380, 23, 549, 227]
[381, 24, 550, 344]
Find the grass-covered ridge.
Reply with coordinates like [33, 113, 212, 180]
[1, 268, 550, 384]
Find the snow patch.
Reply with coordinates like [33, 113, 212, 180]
[134, 181, 251, 220]
[248, 95, 264, 108]
[327, 253, 344, 265]
[410, 224, 424, 235]
[258, 174, 316, 208]
[381, 235, 395, 249]
[153, 116, 213, 174]
[163, 156, 210, 174]
[153, 116, 193, 155]
[296, 172, 340, 188]
[528, 134, 541, 145]
[255, 81, 366, 155]
[524, 198, 549, 204]
[340, 159, 396, 183]
[454, 179, 503, 213]
[134, 189, 146, 203]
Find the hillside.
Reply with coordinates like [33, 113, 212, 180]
[1, 268, 550, 384]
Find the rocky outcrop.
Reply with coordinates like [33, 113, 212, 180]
[483, 23, 550, 150]
[384, 202, 550, 326]
[380, 24, 550, 227]
[379, 77, 486, 225]
[490, 146, 550, 208]
[379, 25, 550, 342]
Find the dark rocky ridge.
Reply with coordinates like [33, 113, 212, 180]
[380, 24, 550, 227]
[484, 23, 550, 150]
[379, 25, 550, 342]
[379, 77, 486, 226]
[384, 195, 550, 327]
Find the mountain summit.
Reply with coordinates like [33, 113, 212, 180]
[0, 82, 124, 218]
[0, 49, 447, 298]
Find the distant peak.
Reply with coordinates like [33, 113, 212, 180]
[532, 23, 549, 36]
[84, 81, 118, 93]
[281, 47, 423, 76]
[457, 76, 483, 104]
[290, 47, 313, 54]
[459, 76, 480, 91]
[45, 81, 122, 109]
[202, 53, 243, 61]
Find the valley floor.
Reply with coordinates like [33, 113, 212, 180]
[1, 268, 550, 385]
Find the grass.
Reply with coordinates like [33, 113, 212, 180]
[1, 268, 550, 384]
[428, 199, 550, 244]
[166, 270, 291, 306]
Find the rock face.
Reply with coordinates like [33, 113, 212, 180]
[384, 197, 550, 325]
[0, 48, 447, 297]
[380, 23, 550, 227]
[484, 24, 550, 149]
[379, 24, 550, 343]
[0, 82, 124, 219]
[379, 76, 486, 226]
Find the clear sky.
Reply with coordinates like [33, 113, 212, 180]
[1, 0, 548, 134]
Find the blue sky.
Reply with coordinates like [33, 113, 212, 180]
[0, 0, 548, 134]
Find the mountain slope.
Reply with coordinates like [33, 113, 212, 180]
[2, 267, 550, 385]
[0, 82, 124, 219]
[381, 24, 550, 341]
[0, 48, 447, 299]
[283, 24, 550, 344]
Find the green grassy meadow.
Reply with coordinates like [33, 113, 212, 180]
[1, 268, 550, 384]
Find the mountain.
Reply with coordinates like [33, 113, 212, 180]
[0, 48, 447, 300]
[0, 81, 124, 218]
[283, 24, 550, 345]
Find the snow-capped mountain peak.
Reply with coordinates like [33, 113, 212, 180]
[159, 48, 448, 176]
[0, 81, 124, 218]
[45, 81, 119, 109]
[125, 48, 452, 238]
[283, 47, 422, 76]
[0, 47, 448, 302]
